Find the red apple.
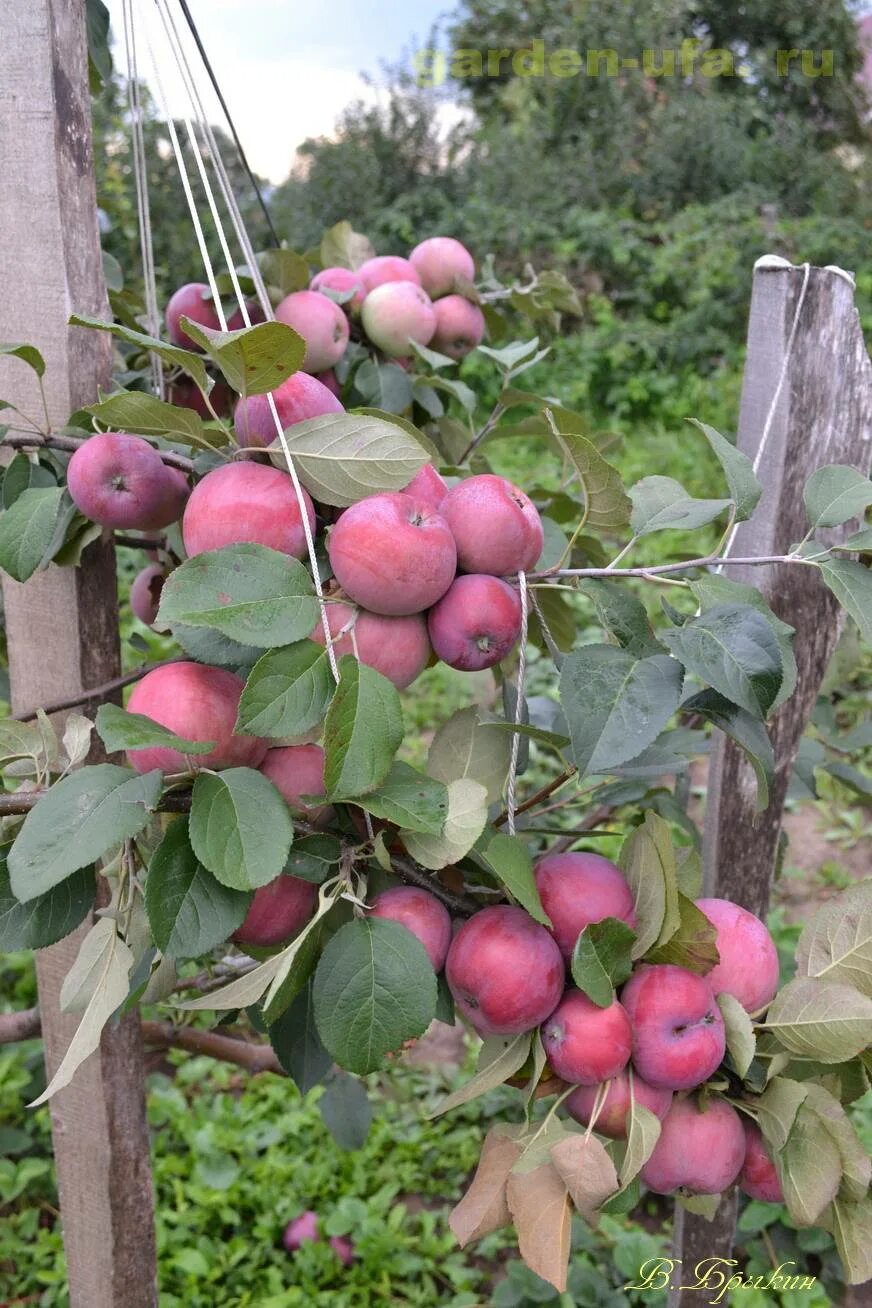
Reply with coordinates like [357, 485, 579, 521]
[361, 282, 437, 357]
[370, 886, 452, 971]
[430, 295, 485, 360]
[641, 1096, 746, 1195]
[182, 462, 315, 559]
[445, 905, 564, 1035]
[326, 492, 456, 616]
[403, 464, 447, 511]
[696, 897, 780, 1013]
[541, 990, 633, 1085]
[232, 871, 316, 948]
[565, 1070, 673, 1139]
[67, 433, 188, 531]
[130, 564, 166, 627]
[259, 744, 333, 827]
[310, 266, 365, 311]
[310, 602, 431, 690]
[621, 964, 726, 1091]
[275, 290, 350, 373]
[739, 1120, 783, 1203]
[440, 474, 543, 575]
[234, 371, 343, 448]
[409, 237, 475, 298]
[165, 283, 257, 348]
[314, 369, 341, 399]
[533, 851, 638, 960]
[357, 255, 421, 292]
[427, 575, 522, 671]
[125, 661, 266, 774]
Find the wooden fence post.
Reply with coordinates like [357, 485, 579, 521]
[0, 2, 157, 1304]
[669, 262, 872, 1300]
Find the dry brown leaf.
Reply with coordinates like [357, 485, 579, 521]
[449, 1126, 523, 1247]
[506, 1162, 571, 1293]
[550, 1132, 620, 1221]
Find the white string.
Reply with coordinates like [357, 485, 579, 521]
[718, 262, 811, 569]
[121, 0, 163, 396]
[136, 0, 339, 681]
[506, 571, 529, 837]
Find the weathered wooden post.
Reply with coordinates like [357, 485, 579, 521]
[0, 2, 157, 1303]
[670, 261, 872, 1301]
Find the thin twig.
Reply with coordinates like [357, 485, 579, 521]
[528, 553, 808, 582]
[494, 766, 578, 828]
[11, 657, 186, 722]
[141, 1020, 283, 1075]
[0, 1007, 41, 1044]
[391, 856, 479, 917]
[114, 534, 167, 551]
[2, 432, 194, 474]
[549, 805, 614, 854]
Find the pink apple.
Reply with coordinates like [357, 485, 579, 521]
[565, 1070, 673, 1139]
[232, 872, 317, 948]
[533, 851, 638, 961]
[357, 255, 421, 292]
[182, 462, 315, 559]
[739, 1121, 783, 1203]
[67, 433, 188, 531]
[167, 377, 233, 419]
[310, 602, 431, 690]
[445, 905, 564, 1035]
[361, 282, 437, 357]
[440, 474, 543, 575]
[696, 898, 780, 1013]
[326, 492, 456, 616]
[165, 283, 256, 348]
[427, 575, 522, 671]
[329, 1236, 355, 1266]
[430, 295, 485, 360]
[125, 661, 266, 774]
[541, 990, 632, 1085]
[641, 1096, 746, 1195]
[234, 371, 343, 448]
[315, 369, 341, 399]
[283, 1211, 319, 1250]
[621, 964, 726, 1091]
[370, 886, 452, 971]
[130, 564, 166, 627]
[259, 744, 333, 827]
[275, 290, 350, 373]
[310, 266, 365, 311]
[409, 237, 476, 298]
[403, 464, 447, 511]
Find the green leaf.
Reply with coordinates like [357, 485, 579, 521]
[432, 1033, 532, 1117]
[795, 881, 872, 998]
[548, 425, 630, 532]
[802, 1083, 871, 1202]
[69, 312, 209, 392]
[261, 919, 325, 1024]
[581, 580, 663, 657]
[318, 1072, 373, 1150]
[8, 765, 161, 901]
[803, 465, 872, 530]
[717, 992, 756, 1077]
[269, 978, 332, 1093]
[319, 221, 374, 271]
[236, 641, 334, 738]
[401, 779, 488, 871]
[825, 1196, 872, 1285]
[353, 360, 413, 414]
[350, 762, 448, 835]
[660, 603, 783, 719]
[479, 833, 550, 925]
[689, 574, 796, 709]
[258, 248, 310, 297]
[687, 420, 762, 521]
[145, 818, 251, 960]
[645, 892, 720, 973]
[840, 528, 872, 552]
[778, 1101, 841, 1227]
[173, 623, 261, 672]
[157, 544, 318, 647]
[188, 768, 294, 891]
[0, 342, 45, 377]
[620, 1093, 661, 1189]
[683, 689, 774, 811]
[755, 1077, 809, 1153]
[283, 834, 341, 885]
[95, 704, 215, 757]
[478, 721, 570, 752]
[313, 918, 436, 1074]
[179, 319, 305, 395]
[427, 707, 511, 805]
[618, 812, 680, 958]
[560, 645, 684, 778]
[570, 917, 635, 1007]
[84, 390, 227, 451]
[268, 412, 429, 507]
[2, 454, 56, 509]
[0, 845, 94, 951]
[629, 476, 732, 536]
[817, 558, 872, 644]
[323, 657, 403, 799]
[763, 978, 872, 1062]
[0, 487, 66, 581]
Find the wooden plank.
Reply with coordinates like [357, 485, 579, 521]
[670, 263, 872, 1300]
[0, 2, 157, 1304]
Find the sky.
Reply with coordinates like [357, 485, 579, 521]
[104, 0, 451, 183]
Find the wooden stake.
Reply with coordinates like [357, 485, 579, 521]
[670, 263, 872, 1302]
[0, 2, 157, 1304]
